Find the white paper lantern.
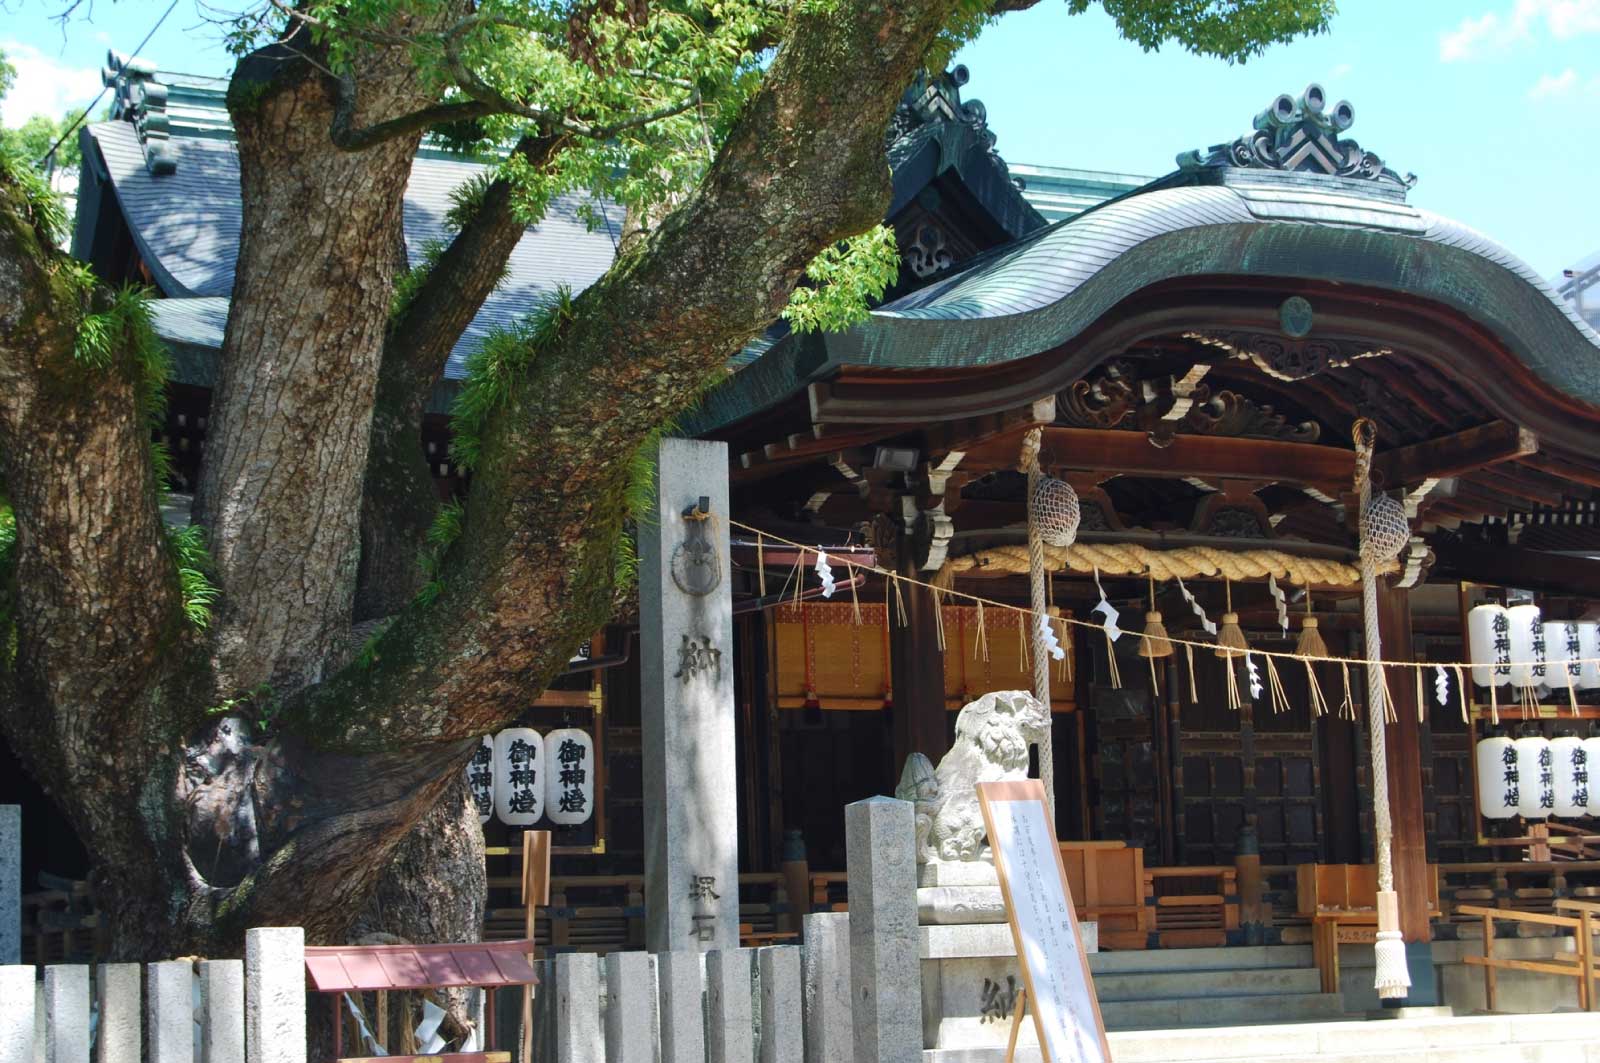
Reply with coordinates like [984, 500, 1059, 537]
[1551, 735, 1587, 818]
[467, 735, 494, 825]
[494, 728, 545, 826]
[1514, 734, 1553, 820]
[1468, 604, 1512, 688]
[1546, 622, 1583, 691]
[1476, 735, 1517, 820]
[545, 728, 595, 826]
[1579, 623, 1600, 690]
[1506, 604, 1546, 689]
[1583, 736, 1600, 815]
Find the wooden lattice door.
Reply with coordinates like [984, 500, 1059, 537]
[1176, 646, 1322, 866]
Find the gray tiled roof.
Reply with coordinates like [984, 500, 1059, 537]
[88, 120, 622, 380]
[691, 170, 1600, 433]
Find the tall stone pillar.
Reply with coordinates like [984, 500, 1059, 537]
[641, 437, 740, 953]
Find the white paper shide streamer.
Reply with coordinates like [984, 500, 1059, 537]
[1175, 576, 1218, 637]
[1434, 665, 1450, 708]
[1036, 612, 1065, 660]
[1269, 574, 1289, 637]
[1091, 568, 1121, 642]
[494, 728, 545, 826]
[814, 550, 836, 598]
[1245, 653, 1264, 700]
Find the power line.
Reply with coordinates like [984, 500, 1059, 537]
[38, 0, 181, 171]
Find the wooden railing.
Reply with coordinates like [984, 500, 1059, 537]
[1457, 903, 1597, 1012]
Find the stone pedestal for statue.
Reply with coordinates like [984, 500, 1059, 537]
[897, 692, 1098, 1051]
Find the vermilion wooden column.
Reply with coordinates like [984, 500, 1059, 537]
[1376, 584, 1432, 945]
[890, 553, 949, 773]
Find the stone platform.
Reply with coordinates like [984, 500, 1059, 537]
[925, 1011, 1600, 1062]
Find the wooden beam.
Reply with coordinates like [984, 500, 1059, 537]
[959, 426, 1355, 491]
[1433, 541, 1600, 599]
[1519, 452, 1600, 492]
[1372, 420, 1536, 488]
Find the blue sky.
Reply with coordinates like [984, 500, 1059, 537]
[2, 0, 1596, 277]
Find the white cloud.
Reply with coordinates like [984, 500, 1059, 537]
[1442, 0, 1600, 60]
[0, 41, 102, 129]
[1528, 68, 1581, 97]
[1520, 0, 1600, 38]
[1329, 62, 1353, 81]
[1440, 12, 1505, 61]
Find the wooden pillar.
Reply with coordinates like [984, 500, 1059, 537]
[1376, 584, 1432, 945]
[890, 552, 948, 773]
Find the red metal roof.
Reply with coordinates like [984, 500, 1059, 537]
[304, 941, 539, 993]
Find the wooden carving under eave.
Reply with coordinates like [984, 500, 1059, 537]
[1058, 360, 1320, 445]
[1190, 482, 1277, 540]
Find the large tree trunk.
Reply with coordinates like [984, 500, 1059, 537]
[0, 0, 964, 968]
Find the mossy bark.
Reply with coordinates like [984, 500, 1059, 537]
[0, 0, 962, 965]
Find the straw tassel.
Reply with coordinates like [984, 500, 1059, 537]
[849, 563, 863, 626]
[1265, 654, 1292, 716]
[1297, 617, 1329, 659]
[1415, 665, 1426, 724]
[1454, 665, 1469, 724]
[1304, 660, 1331, 718]
[1216, 579, 1249, 660]
[974, 600, 990, 662]
[1186, 643, 1199, 702]
[1139, 577, 1174, 660]
[1105, 629, 1122, 689]
[1340, 662, 1355, 721]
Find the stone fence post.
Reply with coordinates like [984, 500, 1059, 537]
[845, 797, 919, 1063]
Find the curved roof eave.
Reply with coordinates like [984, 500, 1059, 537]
[691, 181, 1600, 435]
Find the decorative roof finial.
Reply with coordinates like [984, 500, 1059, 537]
[1177, 84, 1414, 190]
[103, 49, 176, 175]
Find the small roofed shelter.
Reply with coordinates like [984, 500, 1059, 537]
[694, 84, 1600, 972]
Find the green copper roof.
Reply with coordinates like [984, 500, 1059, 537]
[690, 170, 1600, 434]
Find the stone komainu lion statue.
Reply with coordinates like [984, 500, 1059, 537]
[895, 690, 1050, 866]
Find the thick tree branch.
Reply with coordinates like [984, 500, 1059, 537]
[0, 168, 197, 888]
[354, 132, 566, 619]
[296, 0, 965, 753]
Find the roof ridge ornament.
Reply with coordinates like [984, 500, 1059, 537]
[103, 49, 176, 176]
[1177, 84, 1414, 190]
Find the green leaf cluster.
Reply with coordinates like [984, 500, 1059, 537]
[413, 497, 466, 607]
[448, 285, 575, 471]
[782, 225, 901, 334]
[1074, 0, 1336, 63]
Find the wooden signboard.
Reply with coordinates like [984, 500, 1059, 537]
[977, 779, 1110, 1063]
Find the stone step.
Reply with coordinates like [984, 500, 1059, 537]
[1088, 944, 1314, 975]
[1099, 990, 1346, 1031]
[924, 1012, 1600, 1063]
[1093, 964, 1323, 1002]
